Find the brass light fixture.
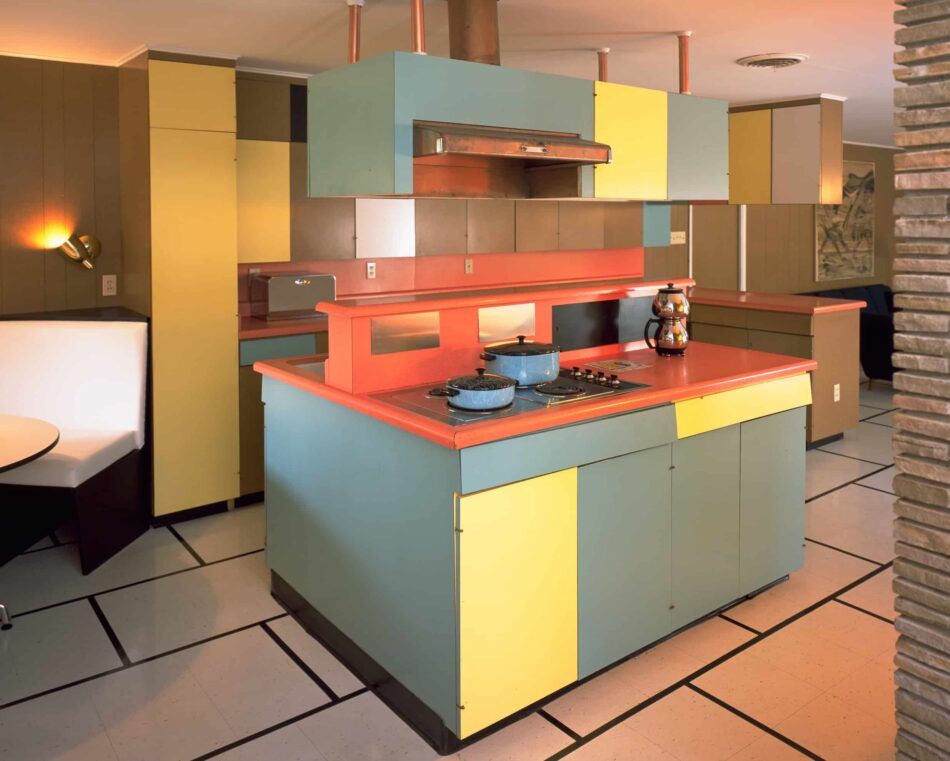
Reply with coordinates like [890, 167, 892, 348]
[58, 234, 101, 270]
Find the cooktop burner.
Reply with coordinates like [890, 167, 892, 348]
[534, 382, 584, 396]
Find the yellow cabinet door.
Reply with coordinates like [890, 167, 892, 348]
[150, 127, 240, 515]
[594, 82, 667, 200]
[237, 139, 291, 263]
[457, 468, 578, 738]
[729, 110, 772, 204]
[148, 59, 236, 133]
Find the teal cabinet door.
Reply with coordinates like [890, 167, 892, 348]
[578, 444, 673, 678]
[739, 408, 806, 594]
[671, 426, 740, 629]
[667, 94, 728, 201]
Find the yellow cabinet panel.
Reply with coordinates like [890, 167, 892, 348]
[674, 374, 812, 439]
[458, 469, 578, 737]
[594, 82, 667, 200]
[729, 110, 772, 204]
[150, 128, 239, 515]
[149, 59, 236, 133]
[237, 139, 291, 263]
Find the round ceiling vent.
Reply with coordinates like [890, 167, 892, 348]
[736, 53, 809, 69]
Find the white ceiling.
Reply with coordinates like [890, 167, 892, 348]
[0, 0, 898, 145]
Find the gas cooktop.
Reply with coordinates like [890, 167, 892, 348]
[372, 368, 650, 427]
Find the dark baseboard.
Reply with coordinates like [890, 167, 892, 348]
[235, 491, 265, 508]
[807, 432, 843, 450]
[151, 500, 228, 527]
[271, 571, 464, 756]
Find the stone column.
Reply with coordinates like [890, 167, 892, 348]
[893, 2, 950, 758]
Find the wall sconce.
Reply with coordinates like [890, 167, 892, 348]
[58, 234, 101, 270]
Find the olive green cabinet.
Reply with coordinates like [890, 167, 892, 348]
[671, 425, 741, 629]
[577, 444, 673, 678]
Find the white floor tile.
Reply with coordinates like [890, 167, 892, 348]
[859, 383, 894, 411]
[565, 725, 678, 760]
[456, 714, 572, 760]
[805, 450, 878, 500]
[857, 466, 896, 495]
[173, 503, 266, 563]
[295, 691, 440, 761]
[805, 484, 895, 563]
[820, 423, 893, 466]
[267, 616, 364, 697]
[25, 535, 53, 552]
[0, 683, 119, 761]
[96, 551, 283, 661]
[863, 410, 893, 427]
[0, 528, 199, 615]
[858, 405, 884, 421]
[212, 725, 323, 761]
[838, 567, 896, 621]
[0, 600, 122, 706]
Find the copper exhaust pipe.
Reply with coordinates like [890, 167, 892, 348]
[347, 0, 364, 64]
[678, 31, 691, 95]
[597, 47, 609, 82]
[411, 0, 427, 54]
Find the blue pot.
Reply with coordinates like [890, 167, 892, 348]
[481, 335, 560, 387]
[444, 369, 517, 410]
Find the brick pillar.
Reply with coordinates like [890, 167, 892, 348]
[893, 2, 950, 759]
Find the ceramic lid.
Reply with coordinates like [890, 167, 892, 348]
[446, 368, 517, 391]
[486, 335, 559, 356]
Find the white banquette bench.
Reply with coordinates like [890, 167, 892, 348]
[0, 319, 149, 575]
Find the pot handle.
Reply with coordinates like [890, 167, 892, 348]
[644, 318, 660, 350]
[445, 388, 459, 396]
[480, 353, 496, 361]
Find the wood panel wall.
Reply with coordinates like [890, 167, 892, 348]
[691, 143, 899, 294]
[0, 55, 122, 315]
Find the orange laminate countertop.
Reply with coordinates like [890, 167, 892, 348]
[255, 342, 817, 450]
[239, 315, 328, 340]
[688, 287, 865, 315]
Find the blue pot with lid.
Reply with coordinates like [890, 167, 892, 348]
[480, 335, 560, 387]
[431, 368, 517, 411]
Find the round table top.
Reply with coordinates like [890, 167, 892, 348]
[0, 414, 60, 473]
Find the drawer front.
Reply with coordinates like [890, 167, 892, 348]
[239, 334, 318, 366]
[748, 311, 813, 336]
[747, 330, 813, 359]
[690, 304, 748, 329]
[460, 404, 676, 494]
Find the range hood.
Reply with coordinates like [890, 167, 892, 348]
[414, 121, 612, 168]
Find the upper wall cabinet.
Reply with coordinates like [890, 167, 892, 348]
[308, 52, 595, 198]
[667, 94, 728, 201]
[594, 82, 667, 200]
[729, 96, 844, 205]
[148, 60, 236, 133]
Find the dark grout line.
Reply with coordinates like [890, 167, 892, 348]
[21, 540, 78, 555]
[864, 420, 894, 429]
[537, 709, 583, 742]
[49, 531, 61, 547]
[854, 481, 897, 498]
[814, 448, 890, 468]
[833, 597, 895, 625]
[545, 561, 894, 760]
[260, 620, 340, 701]
[10, 547, 266, 621]
[193, 687, 370, 761]
[685, 684, 822, 760]
[718, 614, 761, 636]
[88, 597, 131, 667]
[804, 537, 885, 567]
[805, 463, 892, 503]
[166, 525, 207, 566]
[0, 612, 290, 713]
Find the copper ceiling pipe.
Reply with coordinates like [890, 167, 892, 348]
[411, 0, 427, 54]
[447, 0, 500, 65]
[347, 0, 364, 64]
[597, 47, 609, 82]
[678, 31, 692, 94]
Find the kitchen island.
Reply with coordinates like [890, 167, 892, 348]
[255, 278, 816, 753]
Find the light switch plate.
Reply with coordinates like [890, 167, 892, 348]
[464, 258, 474, 275]
[833, 383, 840, 402]
[670, 231, 687, 245]
[102, 274, 117, 296]
[366, 262, 377, 279]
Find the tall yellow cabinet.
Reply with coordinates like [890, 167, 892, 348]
[147, 60, 240, 516]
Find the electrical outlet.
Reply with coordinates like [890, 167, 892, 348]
[833, 383, 840, 403]
[464, 258, 474, 275]
[101, 274, 117, 297]
[670, 231, 687, 245]
[366, 262, 376, 280]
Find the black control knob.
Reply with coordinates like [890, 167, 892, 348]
[610, 374, 621, 388]
[597, 372, 607, 385]
[572, 366, 582, 379]
[585, 370, 596, 382]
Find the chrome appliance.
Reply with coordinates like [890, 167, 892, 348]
[644, 283, 690, 357]
[250, 272, 336, 321]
